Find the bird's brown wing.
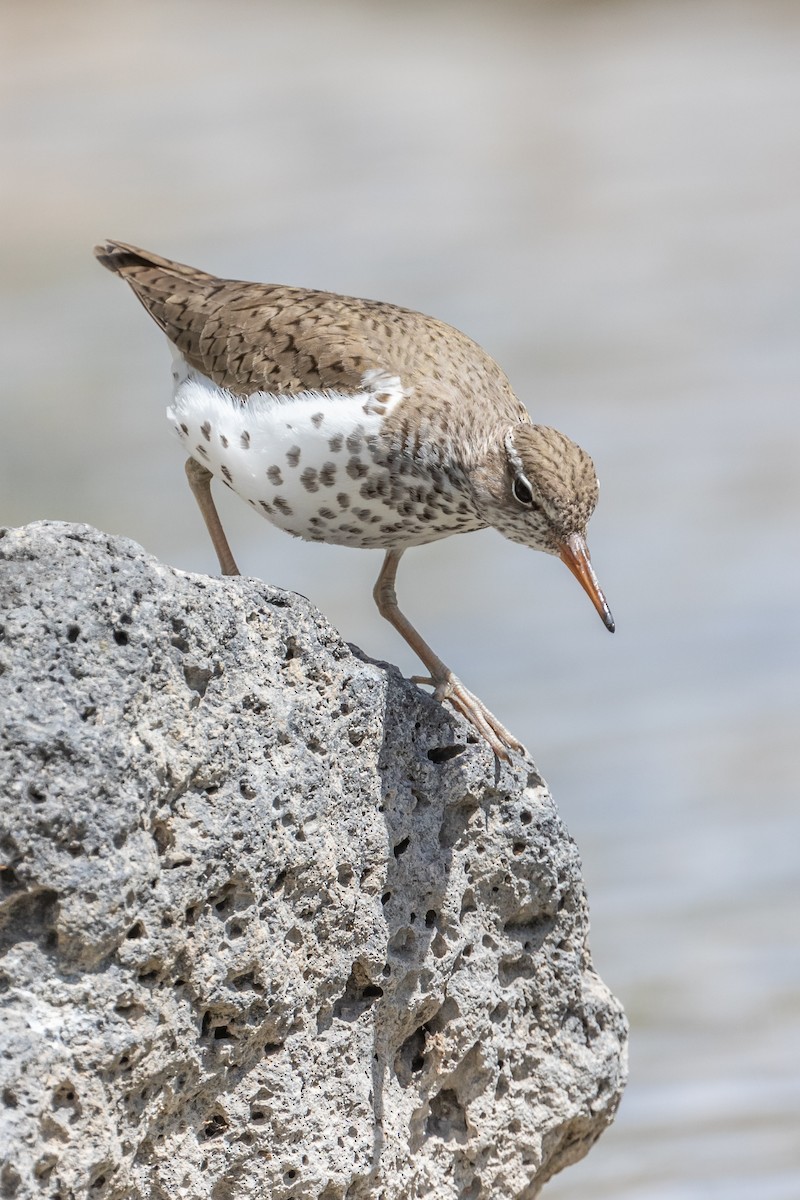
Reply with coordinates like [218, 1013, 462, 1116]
[94, 240, 398, 396]
[95, 241, 525, 432]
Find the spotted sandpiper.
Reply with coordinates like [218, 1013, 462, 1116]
[94, 240, 614, 758]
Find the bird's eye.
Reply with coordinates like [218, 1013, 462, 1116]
[513, 476, 535, 506]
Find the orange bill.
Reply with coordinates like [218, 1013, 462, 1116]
[559, 533, 615, 632]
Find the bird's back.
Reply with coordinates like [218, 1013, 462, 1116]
[94, 241, 520, 417]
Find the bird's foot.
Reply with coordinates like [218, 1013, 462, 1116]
[411, 671, 525, 762]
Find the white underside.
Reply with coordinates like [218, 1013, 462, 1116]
[166, 355, 419, 544]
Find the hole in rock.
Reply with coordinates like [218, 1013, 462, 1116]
[498, 955, 535, 986]
[0, 887, 57, 955]
[52, 1083, 77, 1109]
[170, 619, 190, 652]
[201, 1113, 228, 1139]
[427, 744, 466, 763]
[230, 971, 260, 992]
[431, 933, 448, 958]
[425, 1088, 468, 1142]
[183, 664, 212, 697]
[395, 1026, 426, 1086]
[331, 965, 384, 1023]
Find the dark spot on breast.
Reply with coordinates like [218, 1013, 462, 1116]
[200, 421, 211, 441]
[311, 411, 325, 428]
[195, 444, 209, 458]
[274, 497, 293, 516]
[337, 492, 350, 508]
[300, 467, 319, 493]
[346, 457, 368, 480]
[328, 434, 344, 453]
[267, 465, 283, 486]
[319, 462, 337, 487]
[220, 434, 229, 448]
[221, 465, 233, 483]
[286, 446, 301, 468]
[240, 430, 251, 449]
[180, 422, 189, 435]
[346, 432, 362, 454]
[319, 508, 336, 521]
[259, 500, 273, 514]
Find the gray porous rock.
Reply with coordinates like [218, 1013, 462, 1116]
[0, 522, 627, 1200]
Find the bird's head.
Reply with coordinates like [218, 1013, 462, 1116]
[477, 422, 615, 632]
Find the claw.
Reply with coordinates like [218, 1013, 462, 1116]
[412, 670, 524, 761]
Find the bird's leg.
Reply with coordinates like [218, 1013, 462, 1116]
[373, 549, 524, 761]
[184, 457, 240, 577]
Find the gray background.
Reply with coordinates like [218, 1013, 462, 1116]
[1, 1, 798, 1196]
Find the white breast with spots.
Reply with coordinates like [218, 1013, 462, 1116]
[166, 361, 410, 546]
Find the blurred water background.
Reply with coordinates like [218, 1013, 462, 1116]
[2, 0, 799, 1195]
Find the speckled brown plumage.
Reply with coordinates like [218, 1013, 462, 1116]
[94, 241, 521, 415]
[95, 239, 614, 758]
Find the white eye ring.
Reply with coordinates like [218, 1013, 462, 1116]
[513, 475, 535, 506]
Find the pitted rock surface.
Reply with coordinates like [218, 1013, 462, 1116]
[0, 522, 626, 1200]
